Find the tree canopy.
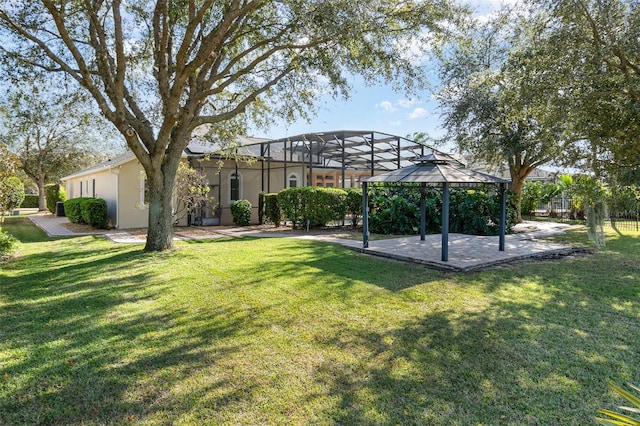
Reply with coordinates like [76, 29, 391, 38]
[539, 0, 640, 180]
[435, 5, 572, 220]
[0, 80, 122, 210]
[0, 0, 459, 250]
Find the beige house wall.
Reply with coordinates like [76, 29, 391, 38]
[64, 168, 119, 227]
[116, 160, 151, 229]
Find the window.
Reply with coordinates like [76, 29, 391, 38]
[92, 178, 96, 197]
[229, 172, 241, 201]
[139, 171, 149, 208]
[80, 180, 83, 197]
[288, 173, 299, 188]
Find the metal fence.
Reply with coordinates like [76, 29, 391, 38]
[523, 196, 640, 231]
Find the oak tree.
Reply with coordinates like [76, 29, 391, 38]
[0, 0, 458, 251]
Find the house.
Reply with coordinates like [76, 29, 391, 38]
[62, 131, 434, 229]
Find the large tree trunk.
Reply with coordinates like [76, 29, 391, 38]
[511, 176, 525, 223]
[37, 175, 46, 211]
[143, 156, 181, 252]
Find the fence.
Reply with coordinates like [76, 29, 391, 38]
[523, 196, 640, 231]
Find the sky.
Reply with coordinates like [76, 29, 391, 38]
[254, 0, 516, 145]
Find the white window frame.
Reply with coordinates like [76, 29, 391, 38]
[138, 171, 149, 209]
[288, 172, 300, 188]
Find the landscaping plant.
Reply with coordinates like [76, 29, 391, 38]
[230, 199, 252, 226]
[596, 383, 640, 425]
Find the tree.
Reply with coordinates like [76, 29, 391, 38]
[0, 81, 122, 210]
[0, 0, 459, 251]
[172, 162, 210, 223]
[539, 0, 640, 179]
[435, 6, 573, 221]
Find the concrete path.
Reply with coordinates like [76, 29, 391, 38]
[28, 213, 578, 272]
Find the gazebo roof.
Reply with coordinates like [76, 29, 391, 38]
[362, 152, 509, 186]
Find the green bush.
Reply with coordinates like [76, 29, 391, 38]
[45, 184, 66, 213]
[64, 198, 108, 228]
[277, 187, 346, 228]
[64, 198, 85, 223]
[0, 176, 25, 214]
[230, 199, 252, 226]
[0, 229, 18, 256]
[367, 184, 515, 236]
[263, 193, 281, 227]
[82, 198, 108, 229]
[20, 194, 39, 208]
[521, 181, 543, 216]
[344, 188, 363, 227]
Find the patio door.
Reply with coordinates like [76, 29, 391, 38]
[195, 184, 220, 226]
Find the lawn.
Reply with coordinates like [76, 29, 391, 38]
[1, 216, 639, 425]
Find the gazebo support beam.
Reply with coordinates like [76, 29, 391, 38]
[442, 182, 450, 262]
[499, 182, 506, 251]
[420, 183, 426, 241]
[362, 182, 369, 248]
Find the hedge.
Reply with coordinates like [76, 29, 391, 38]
[277, 187, 346, 228]
[367, 184, 516, 236]
[263, 193, 281, 227]
[20, 194, 39, 208]
[344, 188, 363, 227]
[45, 184, 66, 214]
[64, 197, 108, 229]
[230, 199, 252, 226]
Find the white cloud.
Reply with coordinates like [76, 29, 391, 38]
[377, 100, 397, 112]
[408, 107, 429, 120]
[398, 98, 419, 109]
[389, 120, 402, 127]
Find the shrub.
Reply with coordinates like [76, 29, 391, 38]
[45, 184, 66, 213]
[344, 188, 363, 227]
[20, 194, 39, 208]
[0, 229, 18, 256]
[64, 198, 108, 228]
[278, 187, 346, 228]
[367, 184, 515, 236]
[64, 198, 85, 224]
[521, 181, 543, 216]
[82, 198, 108, 229]
[230, 199, 252, 226]
[263, 193, 281, 227]
[0, 176, 25, 216]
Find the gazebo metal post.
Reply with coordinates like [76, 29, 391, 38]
[441, 182, 450, 261]
[420, 183, 426, 241]
[362, 182, 369, 248]
[499, 182, 506, 251]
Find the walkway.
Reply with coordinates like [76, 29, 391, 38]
[28, 214, 579, 272]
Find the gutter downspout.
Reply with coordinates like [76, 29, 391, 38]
[109, 165, 120, 229]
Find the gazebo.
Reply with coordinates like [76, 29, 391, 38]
[361, 153, 510, 262]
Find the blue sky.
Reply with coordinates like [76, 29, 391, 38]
[256, 0, 514, 144]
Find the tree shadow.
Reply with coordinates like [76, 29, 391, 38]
[307, 253, 640, 424]
[0, 240, 280, 425]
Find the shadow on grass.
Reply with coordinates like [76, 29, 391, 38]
[307, 245, 640, 424]
[1, 231, 638, 424]
[0, 238, 273, 425]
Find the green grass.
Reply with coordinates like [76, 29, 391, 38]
[0, 221, 638, 425]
